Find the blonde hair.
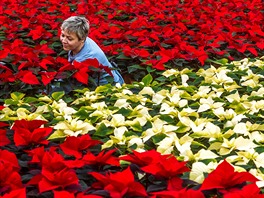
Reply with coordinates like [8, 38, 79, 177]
[61, 16, 90, 40]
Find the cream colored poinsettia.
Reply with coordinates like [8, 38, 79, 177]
[0, 106, 16, 121]
[162, 68, 180, 78]
[191, 121, 222, 139]
[72, 90, 103, 105]
[156, 133, 178, 154]
[197, 66, 233, 85]
[159, 102, 179, 115]
[233, 149, 264, 169]
[241, 69, 264, 88]
[16, 108, 46, 121]
[49, 117, 95, 139]
[197, 97, 225, 112]
[138, 86, 155, 96]
[189, 161, 218, 183]
[89, 101, 114, 119]
[165, 88, 188, 108]
[142, 117, 178, 142]
[102, 126, 144, 150]
[250, 169, 264, 188]
[213, 107, 236, 121]
[219, 136, 258, 155]
[51, 99, 76, 119]
[192, 86, 212, 100]
[103, 114, 126, 127]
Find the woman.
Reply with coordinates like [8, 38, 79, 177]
[60, 16, 124, 86]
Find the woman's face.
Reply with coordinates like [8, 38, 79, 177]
[60, 29, 84, 55]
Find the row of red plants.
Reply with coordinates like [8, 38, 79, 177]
[0, 0, 264, 95]
[0, 119, 263, 197]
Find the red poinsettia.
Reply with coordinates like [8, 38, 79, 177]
[59, 134, 102, 159]
[200, 160, 259, 192]
[0, 149, 20, 171]
[0, 64, 15, 83]
[0, 122, 10, 146]
[223, 183, 264, 198]
[90, 166, 147, 197]
[0, 188, 26, 198]
[150, 188, 205, 198]
[119, 149, 164, 167]
[0, 161, 23, 193]
[28, 149, 80, 193]
[82, 149, 120, 167]
[141, 154, 189, 178]
[12, 119, 53, 146]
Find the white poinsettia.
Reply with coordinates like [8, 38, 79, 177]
[162, 68, 180, 77]
[52, 117, 95, 138]
[181, 74, 189, 86]
[236, 149, 264, 168]
[165, 89, 188, 108]
[38, 95, 53, 103]
[114, 98, 130, 108]
[91, 101, 107, 110]
[192, 121, 222, 139]
[176, 134, 218, 161]
[219, 136, 258, 155]
[189, 161, 218, 183]
[127, 137, 145, 150]
[188, 118, 208, 133]
[138, 86, 155, 96]
[102, 126, 144, 150]
[152, 92, 166, 105]
[251, 87, 264, 97]
[0, 106, 16, 121]
[89, 101, 114, 119]
[250, 169, 264, 187]
[133, 104, 152, 120]
[225, 91, 241, 103]
[105, 114, 126, 127]
[197, 97, 224, 112]
[16, 108, 46, 121]
[213, 107, 236, 120]
[51, 99, 76, 119]
[72, 90, 102, 105]
[233, 122, 249, 135]
[142, 117, 178, 142]
[159, 102, 179, 115]
[192, 86, 211, 100]
[247, 100, 264, 114]
[156, 135, 176, 154]
[199, 66, 233, 85]
[109, 126, 128, 145]
[250, 131, 264, 144]
[241, 69, 263, 88]
[125, 117, 148, 127]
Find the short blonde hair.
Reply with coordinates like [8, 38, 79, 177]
[61, 16, 90, 40]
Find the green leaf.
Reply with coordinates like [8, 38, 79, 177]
[11, 92, 25, 101]
[142, 74, 153, 86]
[24, 97, 38, 103]
[159, 114, 175, 124]
[94, 123, 114, 137]
[116, 107, 132, 116]
[51, 91, 65, 101]
[152, 133, 167, 144]
[116, 53, 131, 60]
[129, 121, 142, 132]
[127, 64, 144, 73]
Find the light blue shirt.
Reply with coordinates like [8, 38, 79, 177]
[68, 37, 124, 85]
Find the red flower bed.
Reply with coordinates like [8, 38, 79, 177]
[0, 120, 263, 197]
[0, 0, 263, 90]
